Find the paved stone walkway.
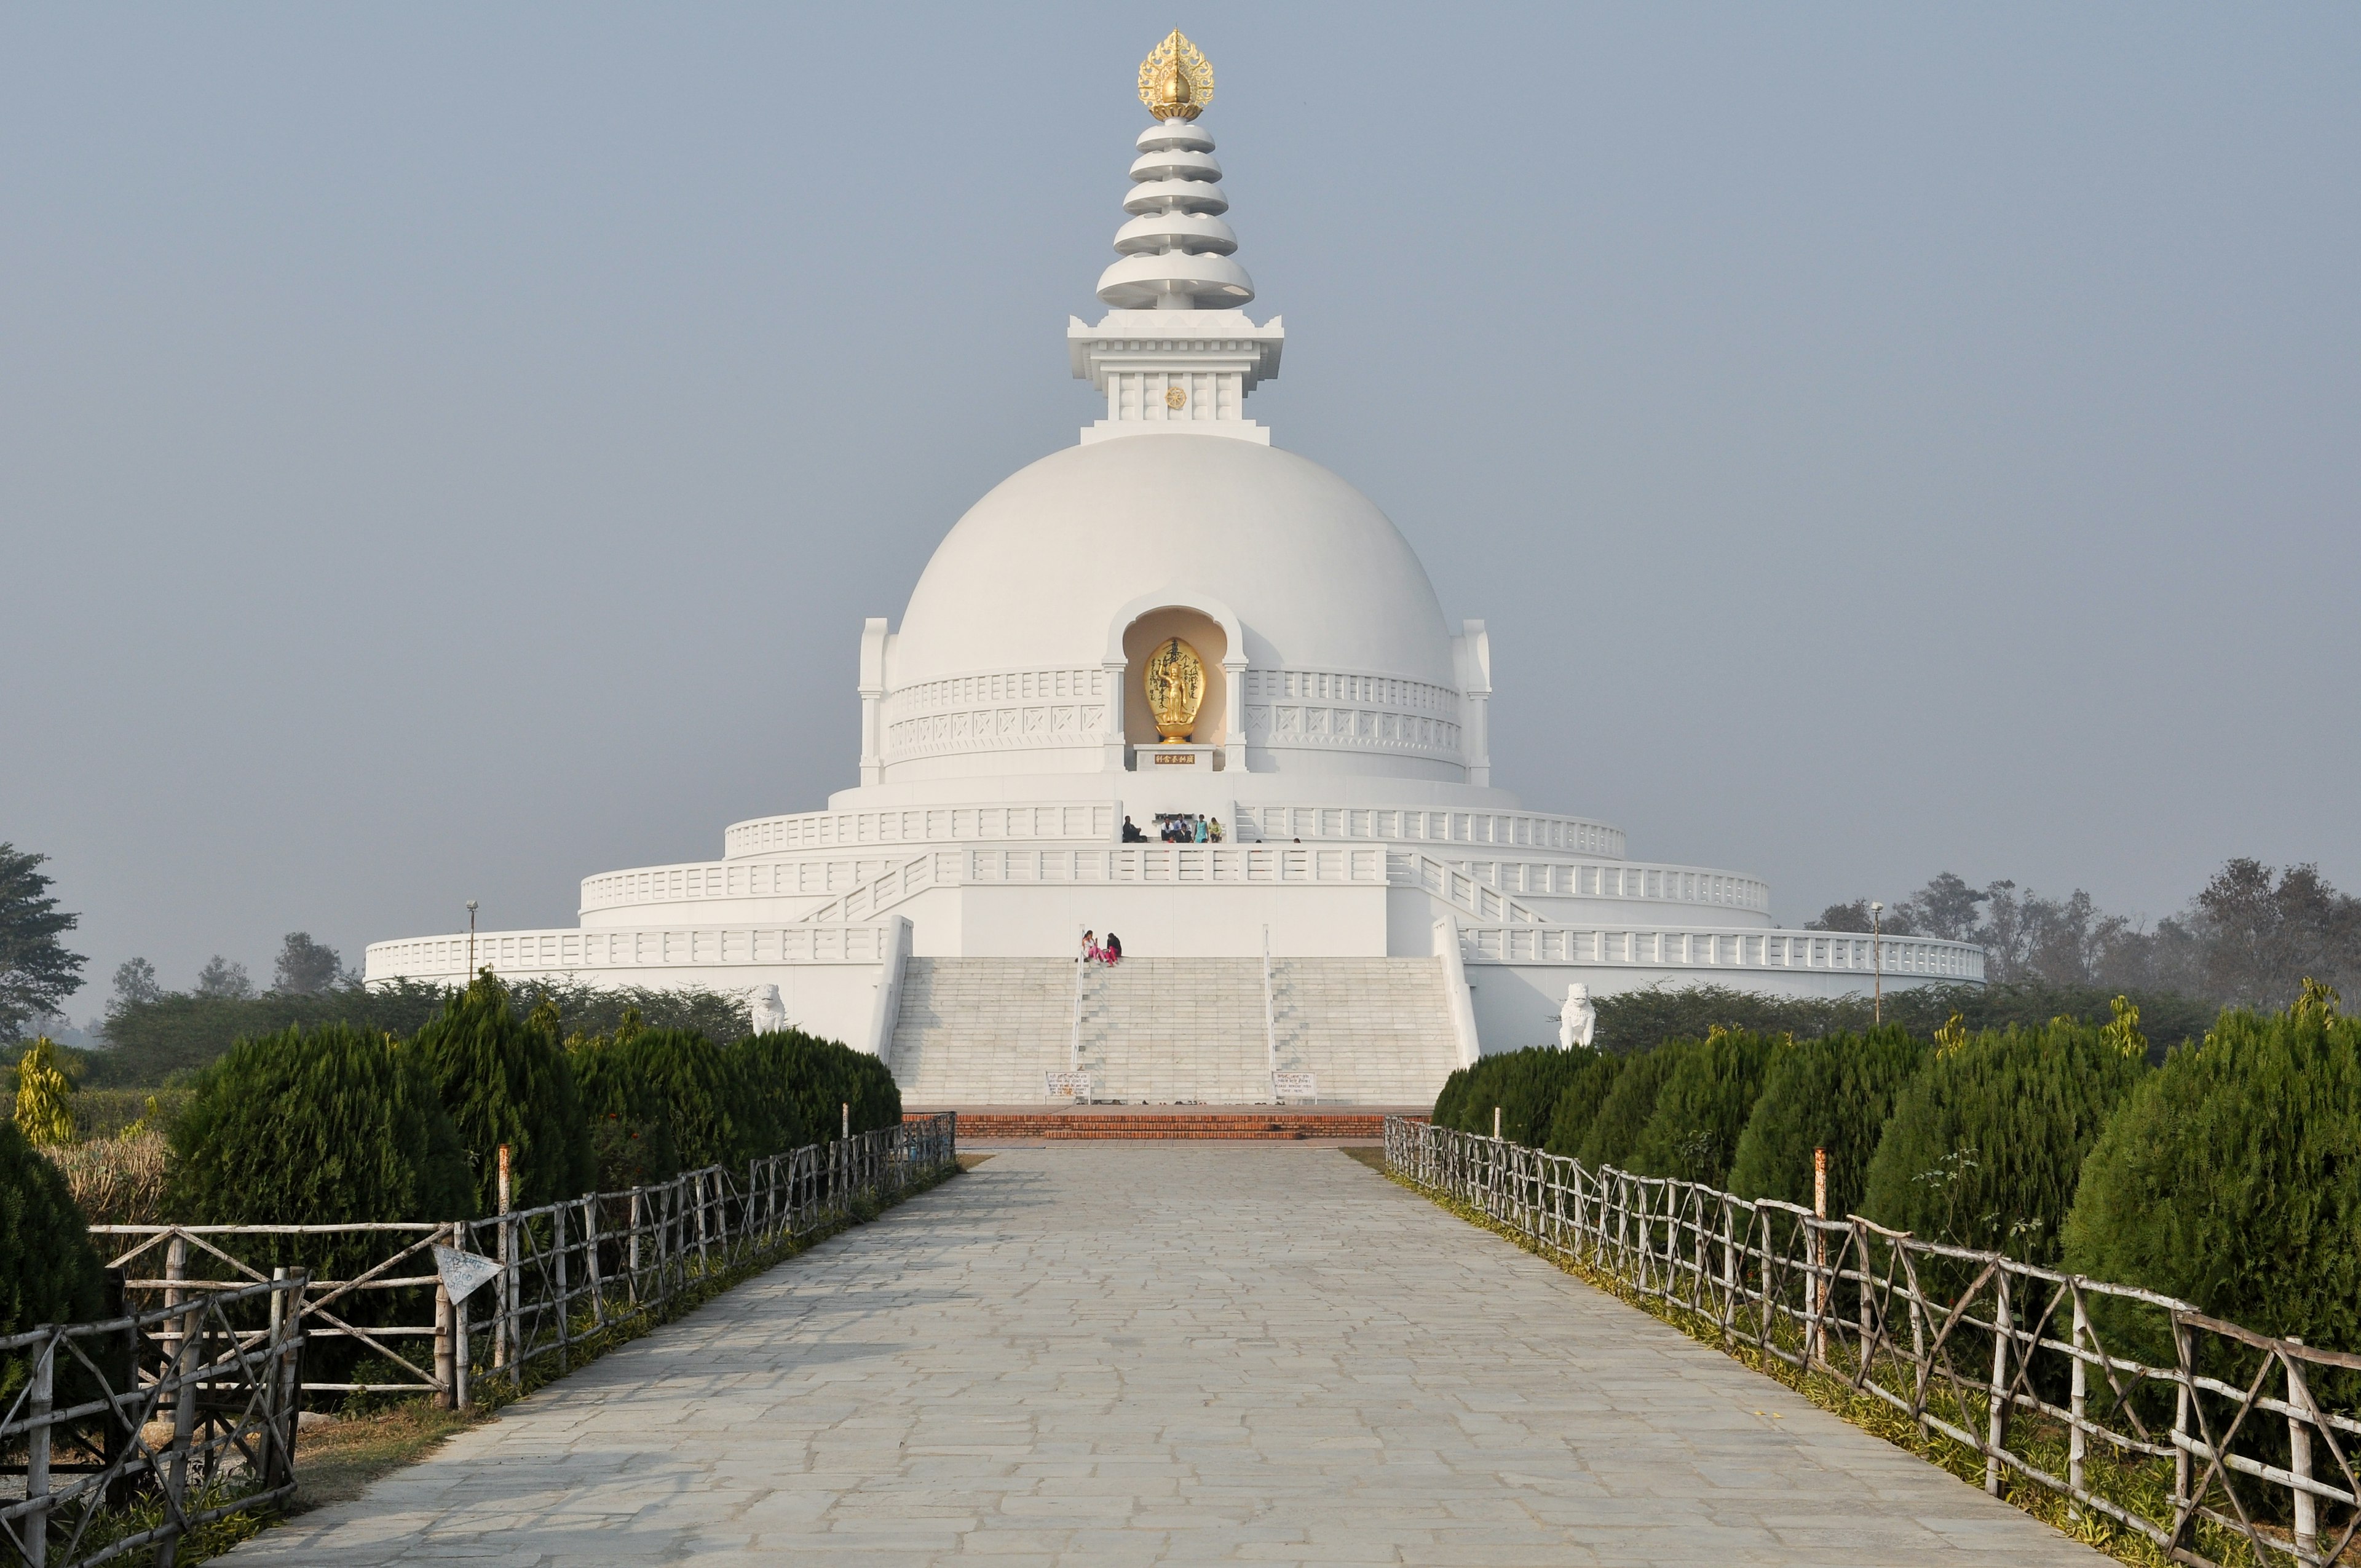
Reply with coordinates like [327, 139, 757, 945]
[234, 1147, 2098, 1565]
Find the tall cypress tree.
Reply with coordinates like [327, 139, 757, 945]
[411, 973, 595, 1213]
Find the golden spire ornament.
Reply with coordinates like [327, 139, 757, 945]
[1138, 30, 1214, 121]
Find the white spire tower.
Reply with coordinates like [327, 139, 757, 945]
[1069, 31, 1283, 445]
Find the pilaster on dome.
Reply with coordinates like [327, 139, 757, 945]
[1074, 31, 1283, 446]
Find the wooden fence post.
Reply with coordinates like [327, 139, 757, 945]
[450, 1223, 470, 1410]
[1985, 1269, 2011, 1497]
[628, 1187, 644, 1307]
[553, 1200, 571, 1376]
[2068, 1287, 2087, 1518]
[1809, 1148, 1828, 1367]
[26, 1332, 52, 1568]
[158, 1256, 202, 1568]
[2290, 1338, 2317, 1562]
[2170, 1316, 2194, 1538]
[494, 1144, 513, 1376]
[433, 1273, 454, 1411]
[585, 1197, 606, 1331]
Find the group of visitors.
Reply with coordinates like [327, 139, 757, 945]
[1081, 929, 1123, 965]
[1119, 814, 1224, 844]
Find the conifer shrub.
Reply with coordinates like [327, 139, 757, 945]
[1430, 1063, 1474, 1132]
[569, 1025, 746, 1177]
[411, 976, 595, 1213]
[2, 1118, 109, 1395]
[168, 1023, 476, 1240]
[1426, 1046, 1591, 1146]
[1627, 1030, 1784, 1187]
[166, 1022, 475, 1392]
[1578, 1040, 1695, 1170]
[2063, 985, 2361, 1349]
[1729, 1027, 1927, 1218]
[1541, 1050, 1627, 1159]
[1859, 1018, 2145, 1263]
[730, 1029, 900, 1151]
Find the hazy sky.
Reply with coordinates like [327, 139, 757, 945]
[6, 4, 2357, 1011]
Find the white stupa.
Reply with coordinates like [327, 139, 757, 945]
[366, 33, 1982, 1104]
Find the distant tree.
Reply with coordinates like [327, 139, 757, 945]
[112, 957, 164, 1008]
[1894, 872, 1986, 942]
[271, 932, 344, 996]
[0, 844, 87, 1041]
[1806, 899, 1915, 935]
[194, 956, 253, 1001]
[2195, 860, 2361, 1010]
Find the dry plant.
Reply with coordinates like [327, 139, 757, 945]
[46, 1127, 170, 1225]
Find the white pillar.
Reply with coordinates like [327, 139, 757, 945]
[858, 619, 890, 786]
[1221, 655, 1248, 772]
[1102, 659, 1131, 772]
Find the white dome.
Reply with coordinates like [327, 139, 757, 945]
[892, 435, 1458, 690]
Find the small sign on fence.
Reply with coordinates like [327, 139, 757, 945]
[1044, 1071, 1094, 1101]
[1271, 1071, 1318, 1101]
[433, 1245, 502, 1304]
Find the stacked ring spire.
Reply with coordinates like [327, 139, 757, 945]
[1097, 32, 1256, 311]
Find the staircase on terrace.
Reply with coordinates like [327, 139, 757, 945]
[889, 956, 1459, 1106]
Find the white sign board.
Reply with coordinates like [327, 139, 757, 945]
[433, 1245, 502, 1304]
[1044, 1071, 1094, 1101]
[1271, 1071, 1318, 1101]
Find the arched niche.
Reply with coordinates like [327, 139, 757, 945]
[1121, 606, 1229, 748]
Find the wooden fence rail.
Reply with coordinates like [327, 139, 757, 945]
[1386, 1116, 2357, 1568]
[1, 1275, 305, 1568]
[89, 1114, 958, 1411]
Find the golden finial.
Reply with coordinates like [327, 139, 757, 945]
[1138, 30, 1214, 122]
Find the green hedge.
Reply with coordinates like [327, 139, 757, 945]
[411, 976, 595, 1213]
[569, 1025, 749, 1180]
[1591, 981, 2215, 1061]
[1, 1119, 108, 1396]
[167, 1024, 476, 1238]
[1541, 1050, 1627, 1159]
[1579, 1041, 1694, 1169]
[1426, 1047, 1591, 1147]
[1626, 1030, 1783, 1187]
[1860, 1019, 2145, 1263]
[729, 1030, 900, 1151]
[2064, 989, 2361, 1348]
[1729, 1027, 1926, 1219]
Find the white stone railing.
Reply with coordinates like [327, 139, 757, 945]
[1458, 858, 1769, 913]
[1234, 804, 1624, 858]
[582, 856, 920, 913]
[724, 802, 1118, 860]
[1455, 923, 1986, 980]
[363, 922, 901, 981]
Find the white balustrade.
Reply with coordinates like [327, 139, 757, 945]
[1453, 924, 1987, 980]
[363, 922, 902, 981]
[724, 802, 1118, 860]
[1233, 804, 1624, 858]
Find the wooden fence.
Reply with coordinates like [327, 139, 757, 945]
[1387, 1116, 2360, 1568]
[89, 1114, 957, 1411]
[2, 1275, 305, 1568]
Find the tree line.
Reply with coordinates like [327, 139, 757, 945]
[1809, 857, 2361, 1009]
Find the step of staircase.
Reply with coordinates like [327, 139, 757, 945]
[908, 1107, 1425, 1141]
[888, 956, 1460, 1106]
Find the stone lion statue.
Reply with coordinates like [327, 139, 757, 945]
[1557, 983, 1596, 1051]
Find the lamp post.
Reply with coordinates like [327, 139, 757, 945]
[466, 900, 478, 980]
[1870, 901, 1884, 1025]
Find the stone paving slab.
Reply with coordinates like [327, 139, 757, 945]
[230, 1146, 2100, 1565]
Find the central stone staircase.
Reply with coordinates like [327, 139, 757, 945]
[889, 955, 1461, 1106]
